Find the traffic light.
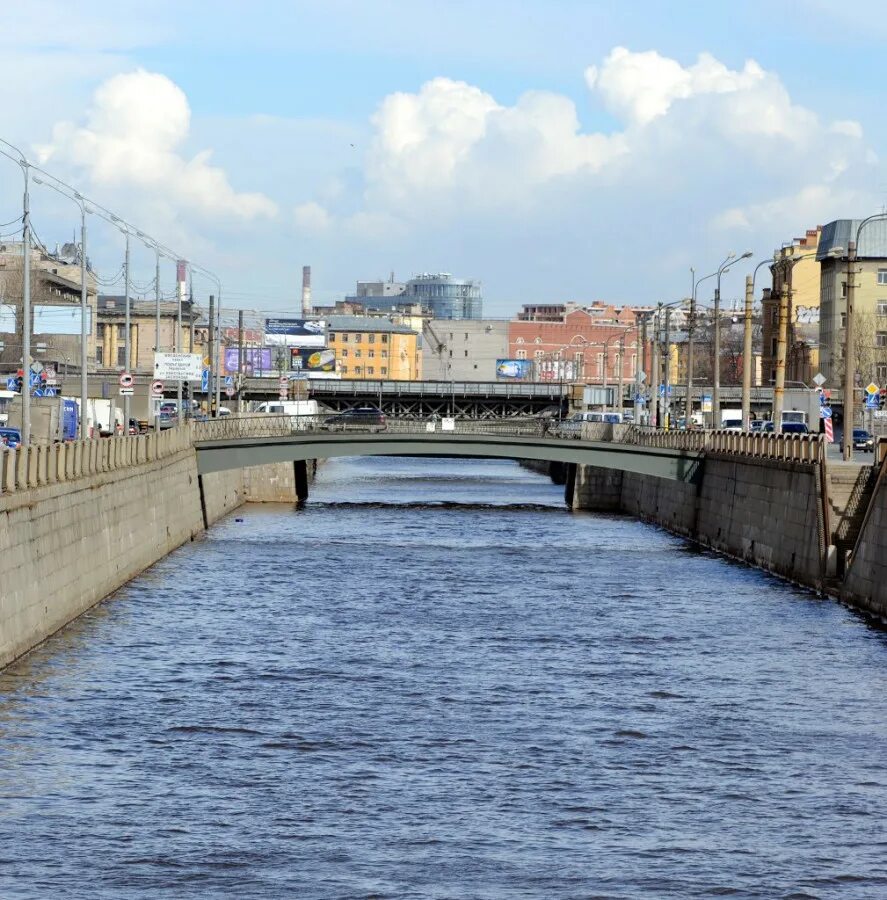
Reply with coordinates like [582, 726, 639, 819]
[14, 369, 24, 393]
[880, 388, 886, 410]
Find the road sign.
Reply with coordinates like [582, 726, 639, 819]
[6, 376, 17, 390]
[819, 405, 832, 419]
[637, 371, 647, 383]
[150, 380, 164, 397]
[224, 375, 233, 387]
[874, 410, 887, 419]
[865, 392, 879, 409]
[154, 352, 203, 381]
[701, 394, 712, 413]
[225, 386, 235, 398]
[813, 372, 826, 388]
[28, 372, 40, 388]
[119, 371, 134, 388]
[33, 388, 44, 397]
[43, 387, 56, 397]
[866, 382, 879, 395]
[119, 387, 134, 396]
[201, 368, 210, 392]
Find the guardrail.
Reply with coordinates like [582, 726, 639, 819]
[625, 426, 825, 463]
[0, 427, 193, 495]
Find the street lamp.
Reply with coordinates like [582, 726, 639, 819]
[32, 171, 90, 440]
[190, 263, 223, 417]
[713, 251, 753, 426]
[0, 138, 32, 445]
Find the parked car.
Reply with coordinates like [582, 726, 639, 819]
[322, 407, 387, 433]
[749, 420, 766, 432]
[0, 427, 22, 449]
[852, 429, 875, 451]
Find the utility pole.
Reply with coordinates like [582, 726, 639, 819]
[616, 336, 625, 418]
[773, 258, 791, 434]
[741, 274, 754, 429]
[663, 306, 672, 428]
[123, 230, 131, 430]
[207, 294, 215, 416]
[640, 314, 649, 424]
[634, 313, 644, 423]
[712, 280, 722, 428]
[237, 308, 245, 412]
[650, 312, 660, 427]
[214, 298, 222, 416]
[22, 168, 31, 446]
[843, 241, 857, 461]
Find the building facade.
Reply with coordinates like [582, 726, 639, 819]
[326, 315, 422, 380]
[421, 319, 509, 381]
[0, 241, 98, 374]
[762, 227, 821, 386]
[818, 219, 887, 386]
[404, 273, 482, 319]
[507, 309, 638, 384]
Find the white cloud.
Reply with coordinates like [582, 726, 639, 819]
[293, 201, 333, 233]
[38, 69, 277, 221]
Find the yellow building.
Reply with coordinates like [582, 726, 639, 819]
[326, 315, 421, 380]
[763, 226, 821, 386]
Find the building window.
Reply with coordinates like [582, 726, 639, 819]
[95, 346, 103, 365]
[117, 324, 126, 340]
[355, 349, 362, 358]
[355, 333, 363, 342]
[534, 350, 544, 360]
[381, 367, 388, 376]
[534, 337, 542, 344]
[382, 335, 388, 344]
[329, 332, 336, 341]
[878, 363, 887, 382]
[877, 332, 887, 347]
[368, 349, 375, 358]
[841, 281, 847, 298]
[771, 338, 777, 356]
[516, 349, 526, 360]
[341, 365, 348, 374]
[368, 334, 375, 343]
[341, 333, 349, 342]
[770, 308, 779, 325]
[516, 337, 525, 344]
[464, 333, 469, 340]
[354, 366, 362, 375]
[341, 349, 348, 358]
[464, 350, 469, 357]
[381, 350, 388, 359]
[878, 302, 887, 317]
[841, 313, 847, 329]
[117, 346, 126, 367]
[878, 269, 887, 285]
[368, 366, 375, 374]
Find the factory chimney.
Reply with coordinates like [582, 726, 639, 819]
[301, 266, 312, 317]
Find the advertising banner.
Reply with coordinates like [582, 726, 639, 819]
[496, 359, 533, 380]
[534, 360, 576, 382]
[290, 347, 336, 372]
[154, 352, 203, 381]
[224, 347, 273, 375]
[265, 318, 326, 347]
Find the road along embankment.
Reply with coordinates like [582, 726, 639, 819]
[0, 430, 310, 670]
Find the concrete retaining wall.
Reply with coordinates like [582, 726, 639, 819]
[572, 454, 826, 590]
[0, 442, 312, 670]
[841, 461, 887, 620]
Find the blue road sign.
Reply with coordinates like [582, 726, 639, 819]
[820, 406, 832, 419]
[224, 375, 233, 387]
[28, 372, 40, 388]
[6, 376, 17, 390]
[865, 393, 879, 409]
[43, 387, 56, 397]
[33, 388, 44, 397]
[201, 368, 209, 392]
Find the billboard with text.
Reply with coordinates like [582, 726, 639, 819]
[290, 347, 336, 372]
[496, 359, 533, 380]
[264, 318, 326, 347]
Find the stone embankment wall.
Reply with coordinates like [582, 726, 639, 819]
[0, 432, 308, 670]
[841, 458, 887, 620]
[572, 454, 827, 591]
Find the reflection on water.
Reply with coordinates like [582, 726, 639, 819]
[1, 456, 886, 899]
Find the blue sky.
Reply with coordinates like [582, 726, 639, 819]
[1, 0, 886, 317]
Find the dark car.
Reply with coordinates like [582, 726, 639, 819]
[322, 407, 387, 433]
[0, 427, 22, 449]
[853, 429, 875, 451]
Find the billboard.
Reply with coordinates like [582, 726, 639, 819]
[224, 347, 273, 375]
[290, 347, 336, 372]
[535, 360, 576, 381]
[154, 352, 203, 381]
[265, 318, 326, 347]
[496, 359, 533, 380]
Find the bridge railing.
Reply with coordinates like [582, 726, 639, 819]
[0, 426, 194, 495]
[624, 426, 825, 463]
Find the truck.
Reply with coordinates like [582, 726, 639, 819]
[7, 396, 79, 445]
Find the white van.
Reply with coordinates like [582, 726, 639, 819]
[255, 400, 319, 416]
[553, 410, 623, 436]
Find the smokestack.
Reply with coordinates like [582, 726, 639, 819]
[301, 265, 312, 317]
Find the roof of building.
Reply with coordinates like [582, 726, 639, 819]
[818, 218, 887, 260]
[327, 315, 418, 335]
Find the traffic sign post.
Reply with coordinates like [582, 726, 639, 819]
[119, 372, 134, 389]
[150, 380, 164, 397]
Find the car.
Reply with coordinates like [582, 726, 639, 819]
[0, 426, 22, 449]
[763, 421, 809, 434]
[749, 420, 766, 432]
[852, 429, 875, 451]
[322, 407, 387, 433]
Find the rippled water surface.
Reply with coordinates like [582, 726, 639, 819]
[1, 456, 887, 899]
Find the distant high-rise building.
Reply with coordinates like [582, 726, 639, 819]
[405, 273, 482, 319]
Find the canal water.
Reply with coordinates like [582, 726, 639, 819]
[1, 457, 886, 899]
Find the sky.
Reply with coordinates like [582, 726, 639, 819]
[2, 0, 886, 318]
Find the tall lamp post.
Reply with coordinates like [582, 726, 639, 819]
[0, 139, 32, 445]
[843, 215, 887, 461]
[32, 172, 90, 440]
[190, 264, 223, 417]
[713, 251, 753, 426]
[743, 258, 774, 430]
[686, 268, 718, 428]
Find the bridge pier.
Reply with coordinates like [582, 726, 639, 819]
[294, 459, 309, 503]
